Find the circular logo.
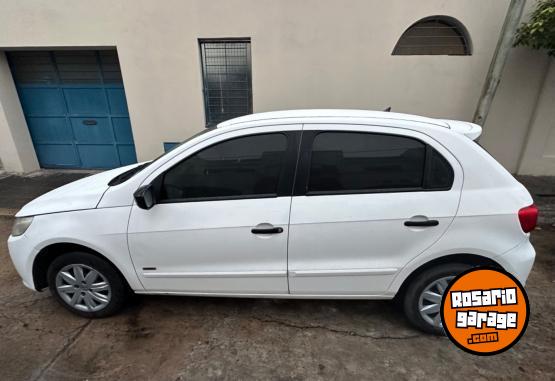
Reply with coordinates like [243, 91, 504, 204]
[440, 267, 529, 355]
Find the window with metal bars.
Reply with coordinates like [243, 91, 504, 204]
[392, 16, 472, 56]
[199, 39, 253, 127]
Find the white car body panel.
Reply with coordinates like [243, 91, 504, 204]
[127, 124, 301, 293]
[128, 197, 291, 293]
[6, 110, 536, 301]
[288, 123, 463, 295]
[217, 109, 450, 129]
[442, 119, 482, 140]
[8, 207, 144, 290]
[14, 165, 139, 217]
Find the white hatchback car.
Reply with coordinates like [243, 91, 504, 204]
[8, 110, 537, 334]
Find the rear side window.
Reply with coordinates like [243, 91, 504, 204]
[426, 147, 454, 189]
[161, 133, 288, 201]
[308, 132, 452, 194]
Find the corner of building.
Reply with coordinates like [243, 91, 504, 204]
[0, 51, 39, 173]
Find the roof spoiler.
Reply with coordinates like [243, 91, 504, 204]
[442, 119, 482, 140]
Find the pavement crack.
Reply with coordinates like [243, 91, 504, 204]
[251, 316, 421, 340]
[32, 320, 92, 381]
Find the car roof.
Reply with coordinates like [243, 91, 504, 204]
[217, 109, 450, 129]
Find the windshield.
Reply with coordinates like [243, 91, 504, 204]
[108, 128, 215, 186]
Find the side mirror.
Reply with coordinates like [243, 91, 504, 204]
[134, 184, 156, 210]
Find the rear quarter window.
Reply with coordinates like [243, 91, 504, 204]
[425, 147, 454, 189]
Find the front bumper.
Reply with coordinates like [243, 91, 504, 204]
[7, 234, 37, 290]
[494, 238, 536, 286]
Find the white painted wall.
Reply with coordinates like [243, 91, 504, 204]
[0, 0, 552, 174]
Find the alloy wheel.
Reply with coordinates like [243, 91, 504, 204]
[418, 276, 455, 329]
[55, 264, 112, 312]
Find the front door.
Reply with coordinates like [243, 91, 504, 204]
[7, 50, 137, 169]
[288, 125, 463, 295]
[128, 129, 300, 294]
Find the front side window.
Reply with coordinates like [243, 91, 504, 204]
[161, 133, 288, 201]
[308, 132, 452, 194]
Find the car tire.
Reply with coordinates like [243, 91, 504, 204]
[47, 252, 128, 318]
[403, 263, 471, 335]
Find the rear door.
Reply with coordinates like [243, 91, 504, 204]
[288, 124, 462, 296]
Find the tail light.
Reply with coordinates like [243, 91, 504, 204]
[518, 204, 538, 233]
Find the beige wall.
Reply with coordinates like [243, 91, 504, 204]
[517, 58, 555, 175]
[480, 0, 553, 175]
[0, 0, 552, 175]
[480, 48, 550, 173]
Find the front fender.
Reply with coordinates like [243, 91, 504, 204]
[13, 207, 144, 291]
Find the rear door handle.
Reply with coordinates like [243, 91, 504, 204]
[251, 227, 284, 234]
[404, 220, 439, 227]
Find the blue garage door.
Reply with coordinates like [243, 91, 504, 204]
[7, 50, 137, 169]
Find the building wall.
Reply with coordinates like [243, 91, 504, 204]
[517, 58, 555, 175]
[0, 0, 552, 174]
[0, 52, 39, 172]
[480, 48, 551, 173]
[479, 0, 552, 174]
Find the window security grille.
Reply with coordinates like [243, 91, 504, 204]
[392, 17, 471, 56]
[200, 39, 253, 127]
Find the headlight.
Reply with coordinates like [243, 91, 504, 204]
[11, 216, 34, 237]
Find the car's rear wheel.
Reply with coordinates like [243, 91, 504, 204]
[47, 252, 128, 318]
[402, 263, 471, 335]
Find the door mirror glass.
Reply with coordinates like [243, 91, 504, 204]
[134, 184, 156, 209]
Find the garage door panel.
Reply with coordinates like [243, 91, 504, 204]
[34, 144, 80, 168]
[12, 65, 58, 84]
[70, 117, 115, 144]
[8, 50, 136, 169]
[18, 88, 66, 116]
[58, 70, 102, 84]
[77, 145, 120, 169]
[8, 51, 57, 85]
[117, 144, 138, 165]
[112, 118, 134, 143]
[63, 88, 109, 115]
[27, 117, 73, 143]
[106, 88, 129, 115]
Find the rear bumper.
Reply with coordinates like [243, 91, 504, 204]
[494, 238, 536, 286]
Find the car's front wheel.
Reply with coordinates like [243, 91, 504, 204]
[47, 252, 128, 318]
[402, 263, 471, 335]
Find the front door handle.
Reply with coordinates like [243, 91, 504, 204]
[251, 227, 284, 234]
[404, 220, 439, 227]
